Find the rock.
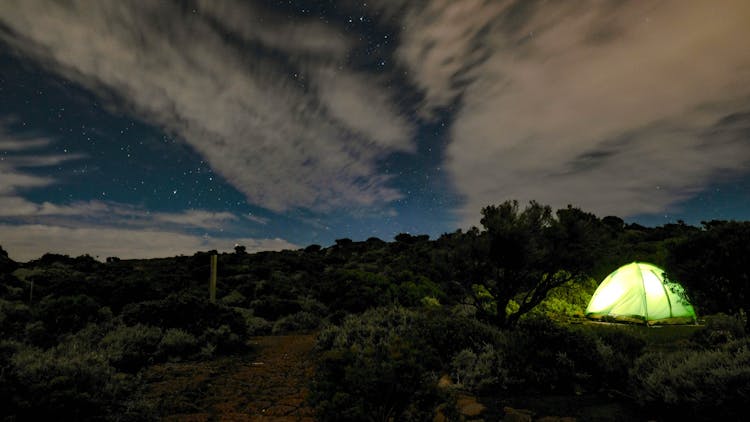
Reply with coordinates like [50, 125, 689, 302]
[437, 374, 454, 389]
[503, 406, 534, 422]
[433, 411, 447, 422]
[456, 395, 486, 417]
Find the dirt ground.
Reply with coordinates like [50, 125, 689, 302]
[143, 335, 317, 421]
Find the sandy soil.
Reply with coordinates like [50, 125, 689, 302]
[143, 335, 317, 421]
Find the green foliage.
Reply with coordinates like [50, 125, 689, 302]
[317, 268, 393, 314]
[101, 324, 163, 372]
[451, 344, 508, 393]
[158, 329, 199, 361]
[5, 207, 750, 419]
[311, 308, 437, 421]
[34, 294, 108, 345]
[311, 307, 500, 421]
[2, 337, 155, 421]
[420, 296, 441, 309]
[0, 273, 25, 300]
[199, 324, 244, 354]
[462, 201, 605, 327]
[0, 245, 18, 273]
[691, 313, 746, 348]
[220, 289, 247, 307]
[450, 317, 645, 395]
[394, 273, 444, 307]
[667, 221, 750, 326]
[232, 306, 272, 335]
[630, 339, 750, 420]
[524, 276, 598, 320]
[121, 292, 248, 340]
[0, 298, 32, 341]
[272, 311, 321, 334]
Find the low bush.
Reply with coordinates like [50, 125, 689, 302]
[449, 317, 645, 395]
[692, 313, 746, 348]
[121, 292, 248, 339]
[35, 294, 107, 342]
[199, 324, 244, 355]
[2, 338, 155, 421]
[451, 344, 509, 393]
[630, 338, 750, 420]
[311, 307, 500, 421]
[0, 299, 32, 341]
[158, 329, 199, 361]
[232, 307, 272, 335]
[523, 276, 598, 320]
[101, 324, 163, 372]
[499, 317, 601, 393]
[272, 311, 321, 334]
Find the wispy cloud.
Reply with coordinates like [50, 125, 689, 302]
[393, 0, 750, 223]
[0, 124, 80, 198]
[0, 223, 296, 261]
[0, 194, 260, 232]
[0, 196, 290, 260]
[0, 122, 293, 259]
[0, 0, 415, 213]
[152, 210, 238, 229]
[0, 138, 50, 152]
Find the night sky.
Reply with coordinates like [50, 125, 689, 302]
[1, 0, 749, 261]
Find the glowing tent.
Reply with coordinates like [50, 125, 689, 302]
[586, 262, 697, 325]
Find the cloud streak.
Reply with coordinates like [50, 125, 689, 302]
[0, 122, 293, 260]
[0, 0, 415, 213]
[394, 0, 750, 223]
[0, 223, 296, 262]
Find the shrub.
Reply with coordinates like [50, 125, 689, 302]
[0, 273, 25, 300]
[451, 344, 509, 393]
[249, 296, 302, 320]
[312, 308, 437, 421]
[35, 294, 105, 341]
[692, 313, 746, 348]
[101, 324, 163, 372]
[523, 276, 598, 320]
[0, 299, 32, 341]
[311, 307, 501, 421]
[630, 339, 750, 420]
[0, 340, 22, 409]
[121, 292, 248, 340]
[3, 338, 155, 421]
[232, 307, 272, 335]
[486, 317, 645, 394]
[500, 317, 600, 392]
[272, 311, 321, 334]
[220, 290, 247, 307]
[158, 329, 199, 361]
[199, 324, 244, 355]
[585, 324, 646, 383]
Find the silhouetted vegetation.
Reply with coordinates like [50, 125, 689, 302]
[1, 200, 749, 420]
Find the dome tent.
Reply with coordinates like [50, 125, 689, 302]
[586, 262, 697, 325]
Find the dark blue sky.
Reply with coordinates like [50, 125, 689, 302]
[1, 0, 749, 260]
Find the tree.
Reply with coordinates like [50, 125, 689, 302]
[667, 221, 750, 328]
[0, 245, 18, 274]
[461, 201, 601, 327]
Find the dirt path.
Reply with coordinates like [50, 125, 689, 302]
[144, 335, 317, 421]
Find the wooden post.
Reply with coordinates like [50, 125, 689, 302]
[210, 254, 217, 303]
